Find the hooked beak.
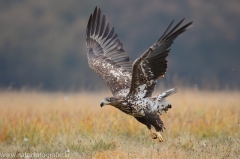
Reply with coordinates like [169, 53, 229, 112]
[100, 100, 110, 107]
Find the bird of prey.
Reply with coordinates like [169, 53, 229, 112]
[86, 6, 192, 142]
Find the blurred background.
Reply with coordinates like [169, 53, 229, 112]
[0, 0, 239, 91]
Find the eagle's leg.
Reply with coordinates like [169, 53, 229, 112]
[150, 127, 163, 142]
[149, 127, 157, 139]
[134, 116, 164, 142]
[134, 117, 158, 140]
[156, 131, 164, 142]
[144, 112, 165, 142]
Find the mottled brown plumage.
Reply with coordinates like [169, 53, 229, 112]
[86, 6, 192, 142]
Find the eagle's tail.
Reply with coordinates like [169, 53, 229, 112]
[152, 87, 178, 115]
[160, 86, 178, 98]
[153, 86, 178, 101]
[153, 87, 178, 101]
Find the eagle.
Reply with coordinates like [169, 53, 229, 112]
[86, 6, 192, 142]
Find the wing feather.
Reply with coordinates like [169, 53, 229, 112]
[86, 7, 132, 95]
[128, 19, 193, 97]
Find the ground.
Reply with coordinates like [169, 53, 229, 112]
[0, 88, 239, 158]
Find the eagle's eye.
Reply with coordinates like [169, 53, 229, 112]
[106, 97, 114, 102]
[105, 98, 110, 102]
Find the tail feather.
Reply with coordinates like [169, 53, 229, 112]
[152, 87, 178, 115]
[153, 86, 178, 100]
[161, 86, 178, 98]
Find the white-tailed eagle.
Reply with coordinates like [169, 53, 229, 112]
[86, 7, 192, 142]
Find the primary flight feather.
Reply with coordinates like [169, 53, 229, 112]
[86, 6, 192, 142]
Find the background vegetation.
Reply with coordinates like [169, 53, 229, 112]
[0, 89, 239, 158]
[0, 0, 240, 91]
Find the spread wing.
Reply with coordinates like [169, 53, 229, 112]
[86, 7, 132, 95]
[128, 19, 193, 97]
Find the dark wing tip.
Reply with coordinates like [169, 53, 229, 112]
[86, 6, 102, 38]
[86, 14, 93, 38]
[158, 19, 174, 41]
[159, 18, 193, 42]
[143, 18, 193, 81]
[185, 21, 194, 29]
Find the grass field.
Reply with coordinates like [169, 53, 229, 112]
[0, 88, 239, 158]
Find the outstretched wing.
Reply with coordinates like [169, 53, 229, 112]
[128, 19, 193, 97]
[86, 7, 132, 95]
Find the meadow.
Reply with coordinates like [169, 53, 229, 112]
[0, 88, 239, 158]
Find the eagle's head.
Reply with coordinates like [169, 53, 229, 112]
[100, 97, 119, 107]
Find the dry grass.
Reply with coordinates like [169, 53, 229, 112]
[0, 89, 239, 158]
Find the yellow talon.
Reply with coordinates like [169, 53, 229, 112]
[156, 132, 164, 142]
[149, 127, 164, 142]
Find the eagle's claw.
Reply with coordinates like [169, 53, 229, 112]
[156, 132, 164, 142]
[150, 130, 163, 142]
